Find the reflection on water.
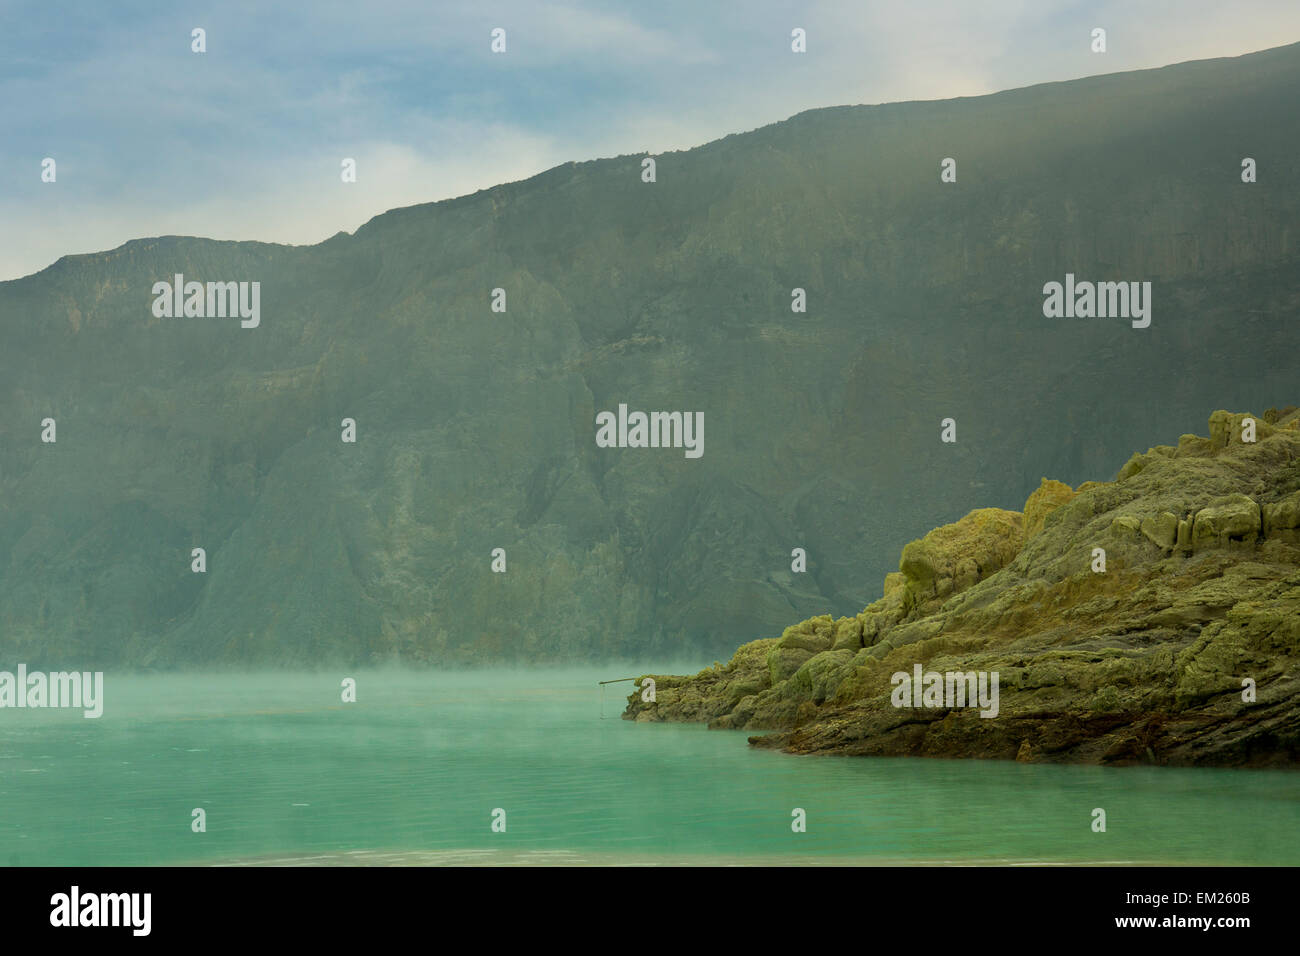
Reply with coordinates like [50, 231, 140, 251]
[0, 670, 1296, 866]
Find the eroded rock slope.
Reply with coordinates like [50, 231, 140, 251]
[626, 408, 1300, 767]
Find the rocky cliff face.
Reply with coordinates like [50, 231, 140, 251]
[2, 42, 1300, 668]
[625, 409, 1300, 767]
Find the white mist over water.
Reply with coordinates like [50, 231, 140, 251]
[1, 669, 1296, 866]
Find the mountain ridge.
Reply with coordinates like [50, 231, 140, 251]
[12, 38, 1300, 289]
[1, 42, 1298, 668]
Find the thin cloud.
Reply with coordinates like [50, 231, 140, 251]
[2, 0, 1298, 280]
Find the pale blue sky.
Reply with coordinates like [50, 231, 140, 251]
[3, 0, 1298, 280]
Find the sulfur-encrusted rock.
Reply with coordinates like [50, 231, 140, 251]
[793, 649, 856, 703]
[1209, 410, 1275, 448]
[778, 614, 835, 653]
[1176, 433, 1215, 458]
[1264, 491, 1300, 543]
[1140, 511, 1180, 551]
[1024, 479, 1076, 539]
[1111, 515, 1141, 534]
[1117, 452, 1151, 480]
[767, 645, 814, 683]
[831, 616, 865, 650]
[899, 508, 1024, 607]
[626, 409, 1300, 768]
[1191, 494, 1261, 551]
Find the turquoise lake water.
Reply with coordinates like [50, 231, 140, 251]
[1, 669, 1296, 866]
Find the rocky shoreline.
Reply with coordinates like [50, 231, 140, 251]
[624, 409, 1300, 767]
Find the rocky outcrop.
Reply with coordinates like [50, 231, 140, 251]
[898, 508, 1025, 610]
[626, 409, 1300, 767]
[1023, 479, 1076, 539]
